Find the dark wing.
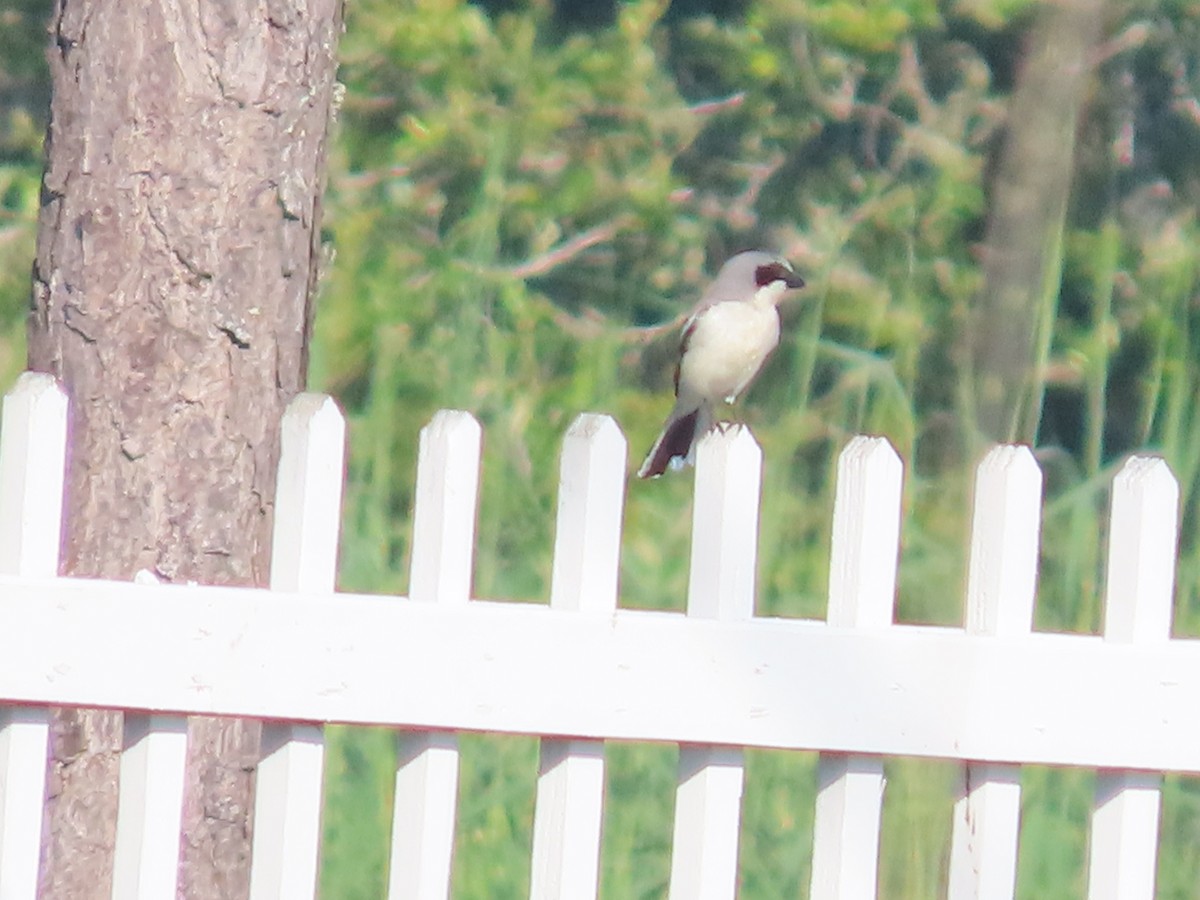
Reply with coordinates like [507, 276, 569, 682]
[672, 307, 705, 397]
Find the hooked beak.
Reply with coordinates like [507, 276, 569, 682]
[782, 269, 805, 290]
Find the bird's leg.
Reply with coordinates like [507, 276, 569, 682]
[713, 399, 745, 435]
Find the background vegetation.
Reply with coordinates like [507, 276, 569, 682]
[3, 0, 1200, 896]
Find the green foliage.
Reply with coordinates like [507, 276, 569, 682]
[0, 159, 37, 384]
[0, 0, 47, 385]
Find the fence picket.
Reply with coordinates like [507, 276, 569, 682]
[252, 726, 326, 897]
[1086, 456, 1178, 900]
[530, 415, 626, 900]
[672, 746, 745, 899]
[0, 709, 51, 900]
[667, 426, 762, 900]
[0, 373, 67, 900]
[532, 741, 607, 900]
[266, 394, 347, 595]
[948, 445, 1042, 900]
[811, 436, 902, 900]
[110, 715, 189, 899]
[250, 394, 347, 900]
[389, 411, 482, 900]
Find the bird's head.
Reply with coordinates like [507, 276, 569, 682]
[707, 250, 805, 307]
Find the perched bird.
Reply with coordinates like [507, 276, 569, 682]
[637, 250, 805, 478]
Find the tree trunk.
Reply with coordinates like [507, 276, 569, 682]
[28, 1, 342, 897]
[969, 0, 1107, 444]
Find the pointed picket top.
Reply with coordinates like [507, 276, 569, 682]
[812, 436, 900, 900]
[532, 415, 624, 898]
[673, 425, 758, 897]
[409, 410, 483, 606]
[1103, 455, 1178, 643]
[827, 436, 902, 628]
[270, 393, 347, 594]
[964, 445, 1043, 637]
[949, 443, 1041, 900]
[1088, 457, 1177, 900]
[0, 372, 68, 577]
[687, 424, 763, 621]
[549, 413, 627, 614]
[254, 393, 345, 900]
[0, 372, 64, 900]
[392, 411, 479, 898]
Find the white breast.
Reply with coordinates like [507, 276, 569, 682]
[677, 299, 781, 405]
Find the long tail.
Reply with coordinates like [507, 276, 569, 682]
[637, 404, 712, 478]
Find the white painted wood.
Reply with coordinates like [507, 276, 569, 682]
[388, 411, 481, 900]
[1086, 456, 1177, 900]
[961, 446, 1043, 639]
[811, 437, 901, 900]
[684, 425, 762, 621]
[530, 740, 606, 900]
[3, 380, 1198, 900]
[949, 445, 1042, 900]
[1097, 457, 1177, 644]
[812, 754, 887, 900]
[1089, 772, 1162, 900]
[530, 415, 626, 900]
[408, 410, 482, 607]
[949, 764, 1023, 900]
[391, 732, 460, 900]
[0, 372, 66, 900]
[250, 394, 347, 900]
[1, 389, 1198, 900]
[251, 724, 326, 900]
[669, 746, 745, 900]
[0, 372, 68, 578]
[0, 708, 51, 900]
[111, 715, 188, 900]
[546, 413, 626, 615]
[824, 437, 903, 630]
[668, 427, 761, 900]
[267, 393, 346, 595]
[9, 577, 1200, 769]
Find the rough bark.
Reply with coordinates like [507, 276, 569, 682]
[28, 1, 342, 897]
[970, 0, 1107, 444]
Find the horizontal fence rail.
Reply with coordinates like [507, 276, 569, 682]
[1, 579, 1198, 767]
[0, 372, 1187, 900]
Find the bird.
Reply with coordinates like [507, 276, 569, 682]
[637, 250, 805, 479]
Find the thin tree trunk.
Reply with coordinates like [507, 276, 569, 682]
[28, 1, 342, 897]
[969, 0, 1107, 444]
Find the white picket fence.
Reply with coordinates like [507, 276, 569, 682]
[0, 369, 1188, 899]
